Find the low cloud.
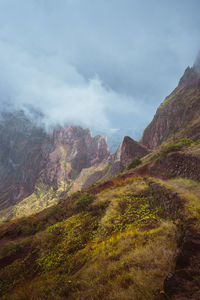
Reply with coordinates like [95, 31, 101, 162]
[0, 0, 199, 135]
[0, 39, 138, 130]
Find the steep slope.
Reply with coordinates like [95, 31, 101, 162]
[120, 136, 148, 168]
[70, 136, 148, 194]
[38, 125, 109, 192]
[0, 112, 110, 221]
[1, 148, 200, 299]
[1, 61, 200, 298]
[0, 110, 149, 222]
[142, 58, 200, 149]
[129, 137, 200, 182]
[0, 111, 48, 210]
[0, 175, 181, 299]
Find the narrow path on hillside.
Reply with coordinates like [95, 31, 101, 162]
[162, 179, 200, 299]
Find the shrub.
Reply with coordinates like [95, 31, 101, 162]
[73, 193, 95, 213]
[161, 138, 194, 158]
[0, 241, 19, 259]
[194, 139, 200, 145]
[126, 157, 142, 170]
[176, 137, 194, 147]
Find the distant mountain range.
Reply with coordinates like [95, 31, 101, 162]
[93, 127, 143, 152]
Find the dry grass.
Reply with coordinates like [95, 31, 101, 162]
[94, 177, 148, 207]
[0, 177, 183, 299]
[69, 221, 178, 300]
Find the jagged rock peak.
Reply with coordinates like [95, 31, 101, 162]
[49, 125, 109, 163]
[0, 112, 111, 211]
[142, 59, 200, 150]
[178, 66, 200, 88]
[194, 51, 200, 74]
[50, 125, 91, 145]
[120, 136, 148, 168]
[177, 53, 200, 88]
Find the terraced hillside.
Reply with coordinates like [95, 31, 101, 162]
[0, 138, 200, 299]
[1, 59, 200, 299]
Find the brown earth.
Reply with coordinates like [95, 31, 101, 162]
[142, 66, 200, 149]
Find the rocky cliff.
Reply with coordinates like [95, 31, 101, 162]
[40, 125, 109, 191]
[0, 112, 110, 219]
[3, 58, 200, 220]
[0, 111, 149, 221]
[142, 60, 200, 149]
[70, 135, 148, 194]
[2, 58, 200, 299]
[120, 136, 148, 168]
[0, 111, 48, 210]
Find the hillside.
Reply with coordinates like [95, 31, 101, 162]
[0, 112, 148, 222]
[0, 59, 200, 299]
[0, 138, 200, 299]
[0, 112, 111, 221]
[142, 60, 200, 149]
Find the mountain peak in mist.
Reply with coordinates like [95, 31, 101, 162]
[194, 51, 200, 73]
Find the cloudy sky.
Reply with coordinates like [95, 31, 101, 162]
[0, 0, 200, 138]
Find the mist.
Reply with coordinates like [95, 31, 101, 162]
[0, 0, 200, 138]
[194, 52, 200, 73]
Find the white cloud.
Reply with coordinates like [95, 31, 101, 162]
[0, 0, 199, 133]
[0, 39, 138, 129]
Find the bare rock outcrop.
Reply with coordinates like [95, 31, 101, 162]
[141, 65, 200, 149]
[120, 136, 148, 168]
[0, 113, 110, 211]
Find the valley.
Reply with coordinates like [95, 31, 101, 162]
[0, 60, 200, 299]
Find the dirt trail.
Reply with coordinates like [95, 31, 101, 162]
[164, 219, 200, 299]
[162, 180, 200, 299]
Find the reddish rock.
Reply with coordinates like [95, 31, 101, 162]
[141, 66, 200, 149]
[41, 126, 109, 189]
[0, 111, 49, 210]
[120, 136, 148, 168]
[0, 113, 110, 210]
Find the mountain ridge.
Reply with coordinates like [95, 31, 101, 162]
[1, 60, 200, 299]
[0, 112, 149, 222]
[142, 65, 200, 149]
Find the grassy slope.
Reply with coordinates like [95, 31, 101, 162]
[0, 139, 200, 299]
[0, 174, 197, 299]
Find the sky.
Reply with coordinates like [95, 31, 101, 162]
[0, 0, 200, 139]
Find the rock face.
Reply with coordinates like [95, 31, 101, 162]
[141, 65, 200, 149]
[0, 109, 151, 221]
[0, 112, 109, 213]
[120, 136, 148, 168]
[70, 136, 149, 194]
[39, 126, 109, 193]
[0, 111, 48, 210]
[150, 145, 200, 181]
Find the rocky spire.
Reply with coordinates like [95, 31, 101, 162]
[194, 51, 200, 74]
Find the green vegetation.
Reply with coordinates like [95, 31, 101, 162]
[1, 147, 200, 299]
[161, 138, 193, 154]
[0, 175, 187, 299]
[73, 193, 95, 213]
[151, 137, 200, 163]
[126, 157, 142, 170]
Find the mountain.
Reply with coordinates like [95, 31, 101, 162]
[93, 127, 143, 152]
[1, 60, 200, 299]
[142, 60, 200, 149]
[0, 112, 110, 221]
[70, 135, 148, 194]
[0, 112, 148, 222]
[0, 111, 48, 210]
[1, 139, 200, 299]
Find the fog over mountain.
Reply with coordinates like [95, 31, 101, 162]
[0, 0, 200, 138]
[194, 52, 200, 73]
